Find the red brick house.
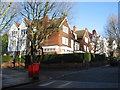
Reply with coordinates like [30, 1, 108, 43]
[8, 16, 92, 55]
[40, 17, 76, 54]
[74, 27, 91, 53]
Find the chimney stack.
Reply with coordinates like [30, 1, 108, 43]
[92, 30, 98, 34]
[45, 15, 49, 21]
[73, 25, 76, 32]
[85, 28, 88, 30]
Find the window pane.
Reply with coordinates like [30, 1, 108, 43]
[62, 25, 68, 34]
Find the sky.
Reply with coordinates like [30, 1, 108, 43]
[1, 1, 118, 37]
[69, 2, 118, 36]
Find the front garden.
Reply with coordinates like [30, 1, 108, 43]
[2, 53, 108, 69]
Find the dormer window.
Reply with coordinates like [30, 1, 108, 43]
[62, 25, 68, 34]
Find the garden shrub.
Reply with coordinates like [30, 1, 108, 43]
[40, 53, 84, 64]
[24, 52, 107, 65]
[16, 55, 25, 63]
[2, 56, 13, 62]
[84, 53, 91, 62]
[91, 53, 96, 62]
[25, 55, 31, 66]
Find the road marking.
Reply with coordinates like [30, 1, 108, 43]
[105, 64, 110, 67]
[39, 80, 56, 86]
[37, 80, 118, 88]
[57, 82, 72, 88]
[101, 64, 110, 68]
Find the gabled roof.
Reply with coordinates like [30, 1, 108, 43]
[24, 18, 31, 25]
[88, 32, 93, 39]
[14, 22, 20, 27]
[75, 30, 85, 39]
[31, 16, 65, 29]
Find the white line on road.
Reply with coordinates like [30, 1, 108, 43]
[39, 80, 56, 86]
[57, 82, 72, 88]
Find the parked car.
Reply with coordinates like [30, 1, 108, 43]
[110, 58, 120, 66]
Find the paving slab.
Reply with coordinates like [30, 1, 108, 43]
[2, 68, 50, 89]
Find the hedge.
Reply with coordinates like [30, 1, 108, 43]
[84, 53, 91, 62]
[2, 55, 26, 63]
[2, 56, 13, 62]
[39, 53, 106, 64]
[2, 53, 107, 64]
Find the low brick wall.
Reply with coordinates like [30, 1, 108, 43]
[2, 62, 25, 68]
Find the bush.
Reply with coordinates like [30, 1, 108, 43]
[84, 53, 91, 62]
[2, 56, 13, 62]
[24, 53, 107, 65]
[91, 53, 96, 62]
[40, 53, 84, 64]
[16, 55, 25, 63]
[25, 55, 31, 66]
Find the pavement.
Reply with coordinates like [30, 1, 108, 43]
[2, 68, 50, 89]
[13, 65, 119, 89]
[2, 65, 119, 89]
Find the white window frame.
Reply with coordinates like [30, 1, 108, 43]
[75, 42, 79, 51]
[74, 33, 77, 39]
[43, 48, 56, 52]
[62, 25, 68, 34]
[84, 45, 86, 51]
[62, 37, 68, 46]
[21, 29, 26, 35]
[85, 37, 88, 43]
[71, 39, 74, 50]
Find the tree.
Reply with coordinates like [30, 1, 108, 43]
[1, 34, 8, 55]
[21, 1, 72, 63]
[0, 2, 18, 33]
[83, 53, 91, 69]
[105, 14, 120, 56]
[89, 35, 104, 54]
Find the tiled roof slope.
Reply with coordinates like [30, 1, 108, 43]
[75, 30, 85, 38]
[24, 18, 31, 25]
[15, 22, 20, 27]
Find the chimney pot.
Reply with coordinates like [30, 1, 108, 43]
[73, 25, 76, 32]
[85, 28, 88, 30]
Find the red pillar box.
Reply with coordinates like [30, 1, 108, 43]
[32, 63, 40, 79]
[28, 65, 33, 77]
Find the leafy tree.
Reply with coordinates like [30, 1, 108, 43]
[21, 1, 73, 63]
[1, 34, 8, 55]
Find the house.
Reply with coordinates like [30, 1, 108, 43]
[8, 17, 78, 55]
[39, 17, 80, 54]
[74, 27, 91, 53]
[111, 40, 118, 57]
[8, 16, 110, 56]
[89, 30, 109, 56]
[7, 18, 30, 55]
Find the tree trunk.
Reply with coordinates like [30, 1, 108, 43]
[30, 42, 33, 64]
[13, 59, 15, 67]
[41, 47, 44, 55]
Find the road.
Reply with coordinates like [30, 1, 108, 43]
[14, 65, 119, 88]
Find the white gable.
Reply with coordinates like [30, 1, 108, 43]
[8, 23, 18, 35]
[19, 20, 28, 30]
